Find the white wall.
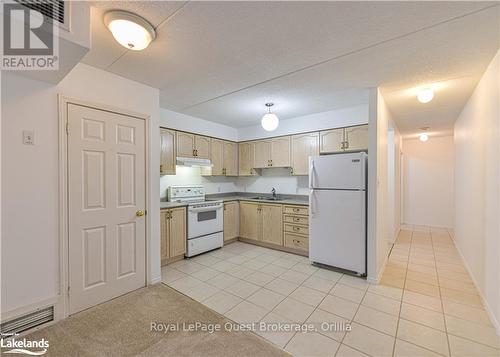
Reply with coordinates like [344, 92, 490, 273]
[402, 135, 454, 228]
[454, 48, 500, 331]
[161, 108, 238, 141]
[237, 104, 368, 141]
[367, 88, 393, 282]
[1, 64, 161, 317]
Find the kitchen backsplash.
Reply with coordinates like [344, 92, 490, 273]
[160, 166, 309, 200]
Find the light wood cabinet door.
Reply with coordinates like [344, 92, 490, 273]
[160, 129, 176, 175]
[210, 139, 224, 175]
[223, 141, 238, 176]
[239, 202, 261, 240]
[239, 142, 256, 176]
[224, 201, 239, 241]
[254, 140, 271, 168]
[291, 132, 319, 175]
[169, 207, 186, 257]
[176, 132, 195, 157]
[320, 128, 344, 153]
[261, 204, 283, 245]
[194, 135, 210, 159]
[344, 124, 368, 151]
[270, 136, 291, 167]
[160, 210, 170, 262]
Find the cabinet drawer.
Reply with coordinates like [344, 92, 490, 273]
[283, 205, 308, 216]
[283, 215, 308, 226]
[284, 233, 309, 251]
[284, 223, 309, 236]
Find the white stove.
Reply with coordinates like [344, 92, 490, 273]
[168, 185, 223, 257]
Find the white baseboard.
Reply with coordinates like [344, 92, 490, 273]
[451, 239, 500, 336]
[150, 276, 162, 285]
[1, 296, 61, 323]
[367, 249, 389, 284]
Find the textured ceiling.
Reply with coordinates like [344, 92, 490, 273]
[82, 1, 500, 134]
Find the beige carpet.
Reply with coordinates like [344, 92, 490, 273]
[22, 284, 289, 357]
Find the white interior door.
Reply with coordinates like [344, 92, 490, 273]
[68, 103, 146, 314]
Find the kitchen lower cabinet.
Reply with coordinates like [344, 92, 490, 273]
[239, 202, 283, 245]
[160, 128, 176, 175]
[283, 205, 309, 253]
[239, 202, 261, 241]
[161, 207, 186, 265]
[223, 201, 239, 241]
[261, 204, 283, 245]
[291, 132, 319, 175]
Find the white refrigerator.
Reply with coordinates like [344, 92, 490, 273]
[309, 152, 367, 276]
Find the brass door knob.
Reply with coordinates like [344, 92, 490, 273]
[136, 210, 145, 217]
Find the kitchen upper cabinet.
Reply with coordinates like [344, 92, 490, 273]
[239, 202, 261, 241]
[160, 128, 176, 175]
[271, 137, 291, 167]
[320, 125, 368, 153]
[344, 124, 368, 151]
[223, 141, 238, 176]
[224, 201, 239, 241]
[194, 135, 210, 159]
[254, 140, 271, 168]
[209, 138, 224, 175]
[176, 132, 210, 158]
[176, 132, 195, 157]
[261, 204, 283, 245]
[291, 132, 319, 175]
[320, 128, 344, 153]
[239, 142, 256, 176]
[160, 206, 186, 265]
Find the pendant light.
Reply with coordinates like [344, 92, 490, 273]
[104, 10, 156, 51]
[261, 103, 279, 131]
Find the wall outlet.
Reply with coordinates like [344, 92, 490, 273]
[23, 130, 35, 145]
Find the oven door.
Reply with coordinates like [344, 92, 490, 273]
[187, 203, 223, 239]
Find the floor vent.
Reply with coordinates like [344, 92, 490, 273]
[15, 0, 66, 25]
[1, 306, 54, 336]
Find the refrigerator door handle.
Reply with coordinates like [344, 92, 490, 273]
[309, 159, 314, 188]
[310, 189, 315, 215]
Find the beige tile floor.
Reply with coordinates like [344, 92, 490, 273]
[162, 226, 500, 357]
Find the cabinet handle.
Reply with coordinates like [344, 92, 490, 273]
[293, 218, 299, 222]
[160, 164, 163, 173]
[293, 208, 299, 212]
[293, 227, 300, 231]
[345, 141, 349, 149]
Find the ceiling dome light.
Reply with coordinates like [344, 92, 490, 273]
[261, 103, 279, 131]
[417, 88, 434, 103]
[419, 133, 429, 142]
[104, 11, 156, 51]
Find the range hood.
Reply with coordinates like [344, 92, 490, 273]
[176, 156, 213, 167]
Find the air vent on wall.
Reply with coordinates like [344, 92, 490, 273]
[15, 0, 66, 25]
[0, 306, 54, 336]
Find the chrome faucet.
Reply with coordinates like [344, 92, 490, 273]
[271, 187, 277, 198]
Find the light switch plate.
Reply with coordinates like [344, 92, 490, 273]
[23, 130, 35, 145]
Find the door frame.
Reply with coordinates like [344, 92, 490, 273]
[57, 96, 150, 319]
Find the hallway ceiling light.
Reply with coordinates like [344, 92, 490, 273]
[417, 88, 434, 103]
[419, 133, 429, 142]
[104, 11, 156, 51]
[261, 103, 279, 131]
